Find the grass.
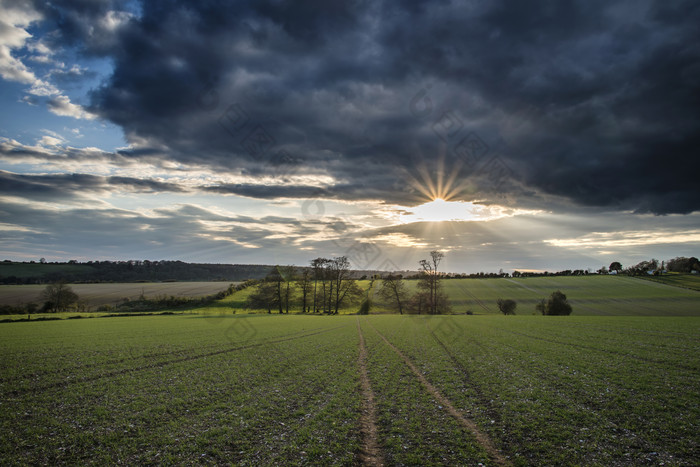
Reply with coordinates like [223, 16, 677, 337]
[1, 314, 698, 465]
[3, 275, 700, 320]
[442, 275, 700, 316]
[634, 272, 700, 292]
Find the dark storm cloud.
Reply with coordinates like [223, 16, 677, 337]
[202, 181, 420, 205]
[42, 0, 700, 214]
[0, 171, 185, 199]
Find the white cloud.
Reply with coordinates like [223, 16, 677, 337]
[397, 198, 541, 223]
[545, 230, 700, 248]
[0, 3, 97, 121]
[0, 3, 42, 84]
[47, 95, 96, 120]
[37, 136, 63, 147]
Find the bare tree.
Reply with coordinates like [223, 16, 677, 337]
[279, 265, 297, 314]
[264, 267, 285, 313]
[328, 256, 362, 314]
[311, 257, 328, 313]
[379, 274, 408, 314]
[297, 268, 313, 313]
[418, 250, 446, 314]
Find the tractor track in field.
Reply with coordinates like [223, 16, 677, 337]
[356, 320, 385, 466]
[366, 320, 510, 467]
[456, 283, 492, 313]
[6, 325, 349, 397]
[424, 322, 503, 426]
[0, 327, 323, 385]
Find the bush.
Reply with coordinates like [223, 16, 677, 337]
[497, 298, 517, 315]
[536, 290, 573, 315]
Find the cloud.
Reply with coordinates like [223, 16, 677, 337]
[37, 0, 690, 215]
[0, 199, 338, 263]
[0, 1, 43, 84]
[47, 95, 96, 119]
[0, 170, 186, 200]
[545, 230, 700, 249]
[2, 0, 700, 269]
[0, 1, 100, 120]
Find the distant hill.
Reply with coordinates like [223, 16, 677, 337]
[0, 261, 275, 284]
[0, 260, 414, 284]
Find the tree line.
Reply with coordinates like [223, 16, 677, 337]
[246, 257, 364, 314]
[606, 256, 699, 276]
[246, 251, 453, 315]
[0, 260, 277, 284]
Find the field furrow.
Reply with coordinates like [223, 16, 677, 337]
[366, 318, 510, 466]
[1, 313, 698, 465]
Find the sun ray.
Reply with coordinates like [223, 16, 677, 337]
[396, 154, 473, 204]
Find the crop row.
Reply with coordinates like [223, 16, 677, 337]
[2, 314, 698, 465]
[1, 316, 361, 465]
[0, 315, 336, 392]
[358, 318, 493, 465]
[368, 315, 699, 466]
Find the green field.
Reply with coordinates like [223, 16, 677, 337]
[2, 276, 700, 320]
[0, 282, 234, 308]
[1, 314, 697, 465]
[206, 275, 700, 317]
[440, 275, 700, 316]
[634, 273, 700, 292]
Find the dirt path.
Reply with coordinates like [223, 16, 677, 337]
[356, 319, 385, 466]
[368, 321, 510, 467]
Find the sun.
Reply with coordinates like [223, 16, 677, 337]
[401, 198, 479, 223]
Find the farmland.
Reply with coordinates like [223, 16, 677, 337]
[634, 273, 700, 292]
[1, 314, 698, 465]
[2, 275, 700, 318]
[439, 275, 700, 316]
[0, 282, 234, 309]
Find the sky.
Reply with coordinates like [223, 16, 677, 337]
[1, 0, 699, 273]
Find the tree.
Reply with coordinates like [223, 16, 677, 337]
[278, 266, 297, 314]
[417, 250, 450, 314]
[40, 282, 79, 313]
[537, 290, 573, 315]
[609, 261, 622, 273]
[246, 267, 290, 314]
[246, 280, 279, 313]
[627, 259, 659, 276]
[311, 257, 329, 313]
[266, 267, 285, 313]
[297, 268, 313, 313]
[667, 256, 700, 273]
[497, 298, 517, 315]
[327, 256, 362, 314]
[406, 290, 430, 314]
[379, 274, 408, 314]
